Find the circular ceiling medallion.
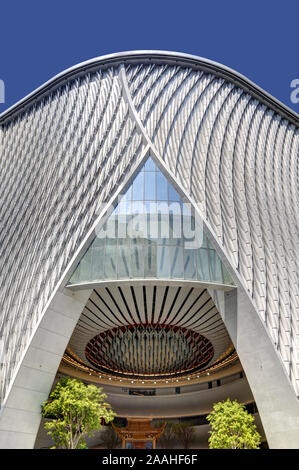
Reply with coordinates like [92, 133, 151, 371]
[85, 324, 214, 380]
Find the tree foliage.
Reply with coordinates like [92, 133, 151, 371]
[173, 421, 196, 449]
[41, 377, 116, 449]
[206, 398, 261, 449]
[155, 420, 196, 449]
[100, 424, 121, 449]
[154, 421, 175, 449]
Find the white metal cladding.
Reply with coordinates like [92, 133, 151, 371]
[0, 51, 298, 407]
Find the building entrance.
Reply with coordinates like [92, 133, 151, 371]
[112, 419, 165, 450]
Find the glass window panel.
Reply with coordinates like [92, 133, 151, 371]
[170, 246, 184, 279]
[105, 216, 117, 239]
[127, 201, 134, 215]
[131, 239, 145, 278]
[127, 211, 147, 239]
[111, 205, 118, 216]
[169, 213, 182, 244]
[181, 214, 194, 243]
[158, 213, 169, 243]
[92, 234, 105, 248]
[197, 248, 210, 281]
[169, 201, 182, 215]
[68, 157, 235, 287]
[131, 201, 145, 215]
[144, 201, 157, 214]
[144, 242, 157, 277]
[91, 245, 104, 280]
[209, 249, 223, 283]
[156, 172, 168, 200]
[165, 213, 175, 246]
[182, 202, 192, 216]
[168, 183, 181, 202]
[144, 157, 157, 172]
[156, 200, 169, 215]
[144, 172, 156, 200]
[157, 245, 170, 278]
[118, 201, 130, 215]
[201, 232, 208, 248]
[147, 213, 159, 241]
[132, 171, 144, 200]
[78, 248, 92, 281]
[122, 185, 132, 201]
[116, 214, 127, 239]
[118, 236, 127, 247]
[139, 213, 148, 239]
[69, 266, 79, 284]
[192, 222, 204, 250]
[207, 238, 215, 249]
[117, 242, 131, 278]
[104, 239, 117, 279]
[222, 264, 233, 285]
[184, 249, 197, 280]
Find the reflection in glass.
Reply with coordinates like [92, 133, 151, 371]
[118, 243, 131, 279]
[104, 239, 117, 279]
[131, 239, 144, 278]
[144, 158, 156, 171]
[145, 242, 157, 277]
[144, 172, 156, 200]
[156, 172, 168, 201]
[169, 184, 180, 202]
[132, 172, 144, 200]
[184, 249, 197, 280]
[157, 245, 170, 278]
[68, 157, 234, 286]
[209, 250, 223, 283]
[197, 248, 210, 281]
[170, 246, 184, 279]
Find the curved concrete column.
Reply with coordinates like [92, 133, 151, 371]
[211, 287, 299, 448]
[0, 288, 91, 449]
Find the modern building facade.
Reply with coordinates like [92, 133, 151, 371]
[0, 51, 298, 449]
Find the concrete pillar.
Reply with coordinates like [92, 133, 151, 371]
[215, 287, 299, 449]
[0, 288, 91, 449]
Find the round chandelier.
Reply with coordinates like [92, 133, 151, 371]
[85, 324, 214, 380]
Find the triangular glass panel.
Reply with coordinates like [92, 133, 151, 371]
[68, 157, 234, 286]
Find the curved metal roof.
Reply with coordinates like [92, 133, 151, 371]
[0, 50, 298, 126]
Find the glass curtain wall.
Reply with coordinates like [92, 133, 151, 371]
[68, 157, 233, 286]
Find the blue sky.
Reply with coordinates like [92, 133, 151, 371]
[0, 0, 298, 113]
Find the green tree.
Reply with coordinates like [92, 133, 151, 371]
[206, 398, 261, 449]
[41, 377, 116, 449]
[173, 421, 196, 449]
[154, 421, 175, 449]
[100, 424, 121, 449]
